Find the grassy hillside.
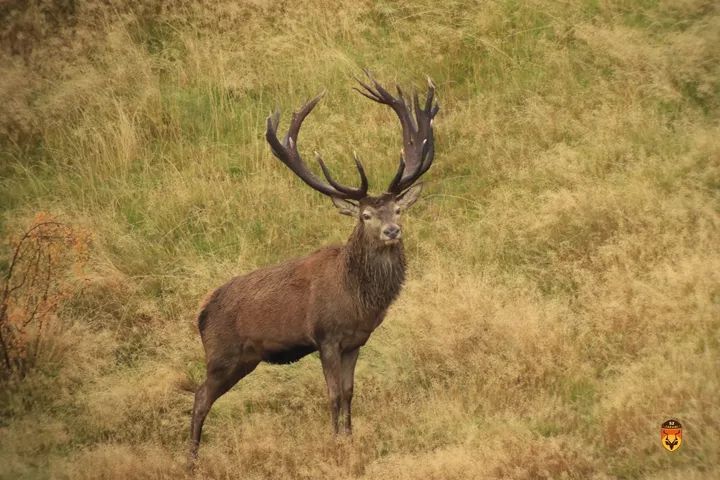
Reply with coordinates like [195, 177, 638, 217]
[1, 0, 718, 478]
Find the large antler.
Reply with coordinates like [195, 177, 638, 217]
[354, 70, 439, 194]
[266, 93, 369, 200]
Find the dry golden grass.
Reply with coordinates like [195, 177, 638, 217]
[1, 0, 719, 478]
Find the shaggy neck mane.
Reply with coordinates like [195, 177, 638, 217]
[342, 222, 406, 313]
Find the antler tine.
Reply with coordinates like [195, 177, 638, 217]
[266, 109, 288, 160]
[352, 151, 370, 193]
[355, 71, 439, 194]
[315, 151, 368, 197]
[266, 93, 368, 200]
[353, 80, 380, 102]
[388, 153, 406, 190]
[284, 91, 325, 144]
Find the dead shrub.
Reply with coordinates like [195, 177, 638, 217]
[0, 213, 90, 380]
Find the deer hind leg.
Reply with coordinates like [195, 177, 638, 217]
[319, 343, 342, 435]
[189, 359, 259, 463]
[340, 348, 360, 435]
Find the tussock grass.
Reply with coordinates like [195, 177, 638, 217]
[1, 0, 719, 478]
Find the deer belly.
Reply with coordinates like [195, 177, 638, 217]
[261, 344, 317, 364]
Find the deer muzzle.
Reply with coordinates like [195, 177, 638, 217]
[381, 224, 401, 243]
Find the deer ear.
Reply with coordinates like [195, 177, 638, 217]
[331, 197, 359, 217]
[396, 183, 423, 209]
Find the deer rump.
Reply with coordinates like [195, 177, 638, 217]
[197, 245, 362, 366]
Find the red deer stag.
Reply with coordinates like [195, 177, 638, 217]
[189, 72, 439, 460]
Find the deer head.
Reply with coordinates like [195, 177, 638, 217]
[265, 71, 439, 246]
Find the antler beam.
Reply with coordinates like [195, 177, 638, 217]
[266, 93, 369, 201]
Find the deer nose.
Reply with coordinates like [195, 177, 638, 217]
[383, 225, 400, 239]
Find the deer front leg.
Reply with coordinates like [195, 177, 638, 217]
[319, 343, 342, 434]
[340, 348, 360, 435]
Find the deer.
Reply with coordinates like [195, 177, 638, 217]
[189, 72, 439, 461]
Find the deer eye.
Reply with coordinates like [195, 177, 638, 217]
[362, 212, 372, 221]
[395, 207, 401, 214]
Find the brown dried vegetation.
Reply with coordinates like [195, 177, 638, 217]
[0, 214, 90, 380]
